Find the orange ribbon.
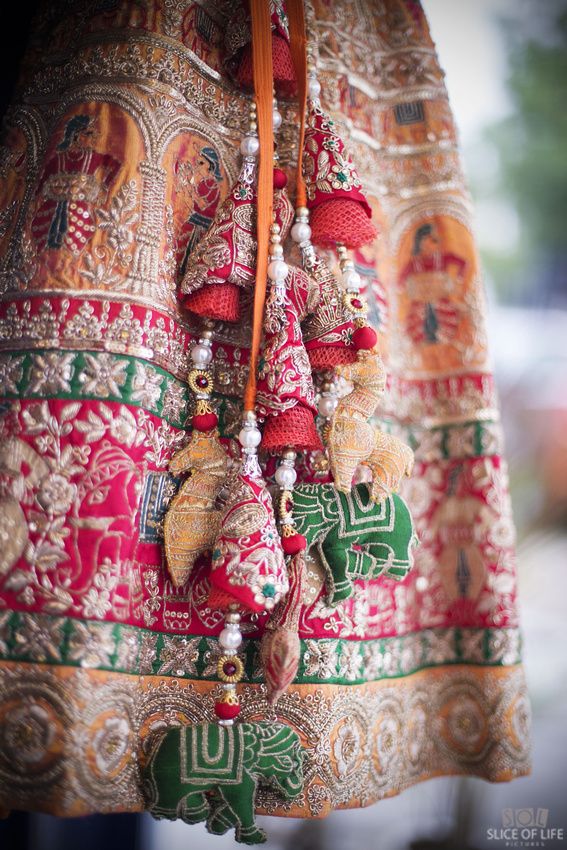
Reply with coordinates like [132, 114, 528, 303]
[287, 0, 308, 209]
[244, 0, 274, 412]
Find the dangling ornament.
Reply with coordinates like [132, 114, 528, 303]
[302, 68, 377, 249]
[226, 1, 297, 98]
[293, 207, 358, 369]
[163, 323, 228, 587]
[255, 222, 322, 454]
[260, 548, 305, 704]
[210, 413, 289, 613]
[326, 348, 415, 504]
[179, 101, 260, 322]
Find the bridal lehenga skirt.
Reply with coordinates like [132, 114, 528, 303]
[0, 0, 530, 823]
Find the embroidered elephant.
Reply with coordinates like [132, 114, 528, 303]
[293, 482, 417, 605]
[327, 350, 414, 503]
[144, 721, 304, 845]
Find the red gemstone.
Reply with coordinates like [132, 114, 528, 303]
[282, 533, 307, 555]
[223, 661, 237, 676]
[273, 168, 288, 189]
[214, 702, 241, 720]
[351, 298, 363, 309]
[192, 412, 218, 431]
[196, 376, 209, 388]
[352, 325, 378, 351]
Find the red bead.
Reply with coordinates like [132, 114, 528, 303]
[196, 376, 209, 388]
[282, 533, 307, 555]
[214, 702, 241, 720]
[273, 168, 288, 189]
[192, 412, 218, 431]
[351, 298, 363, 309]
[352, 325, 378, 350]
[223, 661, 237, 676]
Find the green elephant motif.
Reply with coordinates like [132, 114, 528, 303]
[293, 482, 418, 605]
[144, 721, 304, 845]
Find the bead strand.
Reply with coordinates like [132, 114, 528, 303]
[276, 450, 307, 556]
[337, 244, 378, 351]
[214, 606, 244, 725]
[189, 321, 219, 432]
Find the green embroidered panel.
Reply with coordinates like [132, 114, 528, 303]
[0, 349, 191, 428]
[0, 611, 522, 684]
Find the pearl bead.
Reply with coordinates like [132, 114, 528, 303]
[267, 259, 289, 282]
[341, 269, 362, 290]
[219, 626, 242, 651]
[275, 465, 297, 489]
[295, 206, 309, 220]
[191, 343, 213, 366]
[270, 244, 283, 258]
[308, 78, 321, 99]
[240, 136, 260, 157]
[318, 394, 338, 417]
[272, 109, 282, 130]
[291, 221, 312, 243]
[238, 425, 262, 449]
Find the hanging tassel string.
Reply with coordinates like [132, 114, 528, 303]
[287, 0, 308, 209]
[244, 0, 274, 413]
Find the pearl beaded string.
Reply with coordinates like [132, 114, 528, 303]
[188, 320, 218, 432]
[212, 409, 263, 727]
[337, 243, 378, 352]
[215, 606, 244, 725]
[211, 97, 266, 728]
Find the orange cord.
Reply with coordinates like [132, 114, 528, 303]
[287, 0, 308, 208]
[244, 0, 274, 413]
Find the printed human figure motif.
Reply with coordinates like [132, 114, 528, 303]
[400, 222, 466, 344]
[177, 146, 222, 276]
[30, 115, 121, 254]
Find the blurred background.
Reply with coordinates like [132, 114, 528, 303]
[1, 1, 566, 848]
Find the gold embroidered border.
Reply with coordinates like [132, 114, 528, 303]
[0, 661, 530, 819]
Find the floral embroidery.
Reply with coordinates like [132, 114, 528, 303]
[0, 354, 24, 393]
[29, 352, 74, 394]
[80, 353, 128, 397]
[131, 362, 164, 408]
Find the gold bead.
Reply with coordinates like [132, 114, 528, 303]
[217, 655, 244, 684]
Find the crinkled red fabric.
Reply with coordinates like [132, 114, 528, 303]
[183, 282, 240, 322]
[261, 403, 323, 453]
[236, 34, 297, 97]
[307, 344, 358, 369]
[310, 198, 378, 250]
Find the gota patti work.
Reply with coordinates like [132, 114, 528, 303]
[0, 0, 529, 822]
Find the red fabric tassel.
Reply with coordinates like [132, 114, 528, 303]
[236, 33, 297, 98]
[262, 404, 322, 453]
[182, 283, 240, 323]
[310, 198, 378, 250]
[307, 343, 358, 370]
[302, 99, 376, 249]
